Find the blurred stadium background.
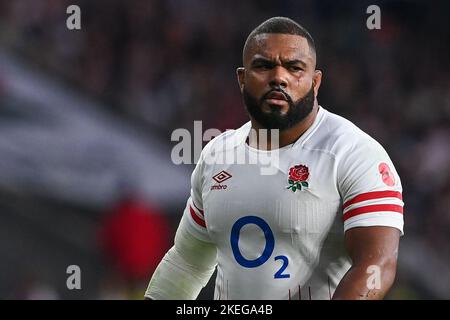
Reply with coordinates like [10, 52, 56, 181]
[0, 0, 448, 299]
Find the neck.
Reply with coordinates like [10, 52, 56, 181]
[249, 103, 319, 150]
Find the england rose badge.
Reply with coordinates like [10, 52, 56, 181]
[287, 164, 309, 192]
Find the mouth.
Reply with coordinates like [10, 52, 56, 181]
[263, 91, 288, 106]
[264, 99, 288, 106]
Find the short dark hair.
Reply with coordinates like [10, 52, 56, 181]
[243, 17, 316, 62]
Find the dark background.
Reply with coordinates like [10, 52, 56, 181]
[0, 0, 448, 299]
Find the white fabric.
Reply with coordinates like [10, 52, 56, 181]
[145, 214, 217, 300]
[150, 106, 404, 300]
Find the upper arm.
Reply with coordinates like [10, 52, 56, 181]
[330, 132, 405, 299]
[337, 136, 405, 235]
[344, 226, 400, 268]
[332, 226, 400, 299]
[184, 146, 214, 243]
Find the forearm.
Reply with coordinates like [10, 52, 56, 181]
[146, 246, 216, 300]
[332, 262, 396, 300]
[145, 215, 217, 300]
[146, 248, 201, 300]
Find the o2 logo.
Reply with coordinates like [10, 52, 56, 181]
[230, 216, 290, 279]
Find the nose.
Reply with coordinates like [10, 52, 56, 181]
[269, 65, 288, 89]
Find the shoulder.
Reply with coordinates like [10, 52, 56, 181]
[199, 121, 250, 160]
[192, 122, 249, 186]
[304, 107, 388, 159]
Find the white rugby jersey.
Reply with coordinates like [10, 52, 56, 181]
[184, 106, 404, 300]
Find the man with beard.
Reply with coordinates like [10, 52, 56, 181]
[145, 17, 404, 300]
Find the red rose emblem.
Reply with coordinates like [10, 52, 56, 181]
[289, 165, 309, 182]
[287, 164, 310, 192]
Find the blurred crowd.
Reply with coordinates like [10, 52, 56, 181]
[0, 0, 448, 299]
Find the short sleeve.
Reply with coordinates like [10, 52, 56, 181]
[337, 137, 404, 235]
[182, 151, 213, 243]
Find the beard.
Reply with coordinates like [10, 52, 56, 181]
[243, 83, 315, 131]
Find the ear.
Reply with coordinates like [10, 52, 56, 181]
[312, 70, 322, 98]
[236, 67, 245, 93]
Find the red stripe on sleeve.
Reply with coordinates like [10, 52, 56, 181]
[192, 201, 204, 216]
[343, 204, 403, 221]
[343, 191, 403, 210]
[190, 205, 206, 228]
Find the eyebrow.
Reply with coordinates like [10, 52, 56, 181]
[284, 59, 307, 67]
[250, 56, 307, 68]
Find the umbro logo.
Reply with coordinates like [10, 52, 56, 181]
[212, 170, 232, 183]
[211, 170, 232, 190]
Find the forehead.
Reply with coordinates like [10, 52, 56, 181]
[245, 33, 313, 64]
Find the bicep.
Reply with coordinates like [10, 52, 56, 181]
[344, 226, 400, 267]
[332, 226, 400, 299]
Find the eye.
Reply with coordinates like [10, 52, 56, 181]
[255, 63, 272, 70]
[289, 66, 303, 72]
[252, 60, 275, 70]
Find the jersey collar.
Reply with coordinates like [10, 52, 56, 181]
[234, 105, 327, 149]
